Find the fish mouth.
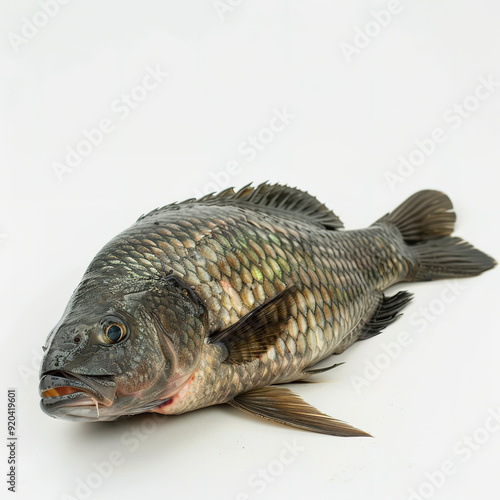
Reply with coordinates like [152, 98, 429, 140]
[39, 371, 117, 420]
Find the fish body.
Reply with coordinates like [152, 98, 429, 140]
[39, 184, 495, 436]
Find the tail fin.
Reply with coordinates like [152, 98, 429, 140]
[377, 190, 496, 281]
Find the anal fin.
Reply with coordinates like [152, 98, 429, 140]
[358, 291, 413, 341]
[227, 386, 370, 437]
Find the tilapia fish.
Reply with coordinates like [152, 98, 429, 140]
[39, 184, 495, 436]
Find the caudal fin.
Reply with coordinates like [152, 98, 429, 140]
[377, 190, 496, 281]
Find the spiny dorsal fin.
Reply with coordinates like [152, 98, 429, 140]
[140, 183, 343, 230]
[227, 386, 370, 437]
[208, 286, 297, 363]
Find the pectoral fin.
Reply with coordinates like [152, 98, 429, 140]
[227, 386, 371, 437]
[209, 286, 296, 363]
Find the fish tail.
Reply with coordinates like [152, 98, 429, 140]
[377, 190, 496, 281]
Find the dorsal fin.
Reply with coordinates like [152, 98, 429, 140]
[139, 183, 343, 230]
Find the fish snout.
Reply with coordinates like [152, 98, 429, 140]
[39, 326, 91, 376]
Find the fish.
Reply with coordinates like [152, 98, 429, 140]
[39, 183, 496, 436]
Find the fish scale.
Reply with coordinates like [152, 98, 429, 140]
[86, 205, 409, 413]
[39, 184, 495, 436]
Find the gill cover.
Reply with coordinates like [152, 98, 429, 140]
[139, 273, 206, 402]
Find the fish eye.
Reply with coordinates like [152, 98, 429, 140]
[101, 318, 128, 344]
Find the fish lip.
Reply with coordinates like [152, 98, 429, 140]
[39, 371, 117, 408]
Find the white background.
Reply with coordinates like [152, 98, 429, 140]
[1, 1, 499, 499]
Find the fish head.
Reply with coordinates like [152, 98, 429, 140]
[39, 274, 205, 421]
